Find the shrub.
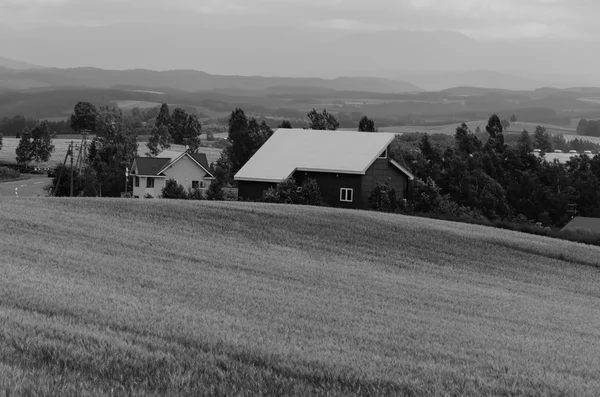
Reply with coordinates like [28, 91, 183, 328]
[187, 187, 205, 200]
[206, 180, 224, 201]
[161, 179, 187, 199]
[144, 193, 154, 199]
[0, 166, 20, 181]
[298, 178, 324, 206]
[369, 182, 397, 212]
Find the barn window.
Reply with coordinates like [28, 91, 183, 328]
[379, 148, 388, 159]
[340, 188, 353, 202]
[146, 177, 155, 188]
[192, 181, 199, 189]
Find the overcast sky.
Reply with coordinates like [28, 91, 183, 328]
[0, 0, 595, 39]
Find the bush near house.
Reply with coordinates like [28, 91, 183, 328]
[161, 179, 188, 199]
[261, 178, 325, 206]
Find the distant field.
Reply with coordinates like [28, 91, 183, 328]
[0, 138, 73, 167]
[1, 199, 600, 396]
[1, 138, 223, 167]
[111, 100, 163, 109]
[563, 134, 600, 144]
[381, 120, 577, 136]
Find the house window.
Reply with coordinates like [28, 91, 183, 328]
[146, 177, 154, 188]
[135, 176, 139, 187]
[192, 181, 199, 189]
[340, 188, 353, 202]
[379, 148, 388, 159]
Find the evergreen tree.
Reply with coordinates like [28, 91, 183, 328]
[225, 108, 273, 175]
[161, 179, 188, 199]
[155, 103, 171, 129]
[510, 114, 518, 123]
[307, 109, 339, 130]
[484, 114, 505, 153]
[278, 120, 292, 129]
[358, 116, 376, 132]
[183, 114, 202, 153]
[533, 125, 553, 153]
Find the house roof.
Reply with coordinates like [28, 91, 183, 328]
[234, 128, 405, 183]
[561, 217, 600, 235]
[131, 149, 214, 178]
[132, 157, 171, 176]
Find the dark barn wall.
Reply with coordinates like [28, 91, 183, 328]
[238, 181, 277, 201]
[294, 171, 363, 209]
[361, 159, 409, 206]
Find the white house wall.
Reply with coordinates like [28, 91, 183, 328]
[163, 155, 212, 190]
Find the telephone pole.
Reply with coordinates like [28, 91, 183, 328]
[70, 140, 74, 197]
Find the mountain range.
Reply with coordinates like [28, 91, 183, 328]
[2, 23, 599, 91]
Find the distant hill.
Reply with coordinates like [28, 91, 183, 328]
[0, 57, 43, 70]
[0, 67, 421, 94]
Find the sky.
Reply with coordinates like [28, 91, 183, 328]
[0, 0, 595, 39]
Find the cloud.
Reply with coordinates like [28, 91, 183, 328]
[0, 0, 597, 39]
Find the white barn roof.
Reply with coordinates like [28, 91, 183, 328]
[234, 128, 405, 183]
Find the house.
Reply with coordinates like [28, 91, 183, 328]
[130, 147, 214, 198]
[234, 128, 414, 209]
[562, 217, 600, 235]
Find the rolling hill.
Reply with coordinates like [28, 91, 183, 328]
[0, 67, 421, 94]
[0, 57, 43, 70]
[1, 198, 600, 396]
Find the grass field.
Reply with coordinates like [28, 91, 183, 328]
[1, 199, 600, 396]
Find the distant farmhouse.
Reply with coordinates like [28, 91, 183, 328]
[533, 149, 594, 164]
[234, 129, 414, 209]
[130, 146, 214, 198]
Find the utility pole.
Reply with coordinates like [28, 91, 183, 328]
[70, 140, 74, 197]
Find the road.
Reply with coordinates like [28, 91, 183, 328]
[0, 177, 52, 198]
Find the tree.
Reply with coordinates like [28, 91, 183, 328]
[0, 129, 2, 152]
[15, 121, 55, 165]
[454, 123, 481, 155]
[146, 125, 172, 157]
[88, 106, 139, 197]
[169, 107, 188, 144]
[161, 179, 187, 199]
[183, 114, 202, 153]
[278, 120, 292, 129]
[484, 114, 505, 153]
[307, 109, 339, 130]
[15, 130, 34, 166]
[70, 102, 98, 133]
[206, 179, 224, 201]
[226, 108, 273, 175]
[533, 125, 553, 153]
[29, 121, 55, 163]
[358, 116, 376, 132]
[155, 103, 171, 128]
[510, 114, 518, 123]
[501, 119, 511, 131]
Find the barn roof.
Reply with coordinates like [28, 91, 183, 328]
[561, 217, 600, 235]
[234, 128, 409, 183]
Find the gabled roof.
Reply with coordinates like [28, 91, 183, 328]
[131, 157, 171, 176]
[562, 217, 600, 235]
[131, 149, 214, 178]
[234, 128, 405, 183]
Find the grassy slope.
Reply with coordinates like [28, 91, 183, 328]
[1, 199, 600, 396]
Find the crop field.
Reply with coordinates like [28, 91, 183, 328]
[1, 199, 600, 396]
[381, 120, 577, 136]
[562, 134, 600, 144]
[0, 138, 73, 167]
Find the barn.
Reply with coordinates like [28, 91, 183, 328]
[234, 128, 415, 209]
